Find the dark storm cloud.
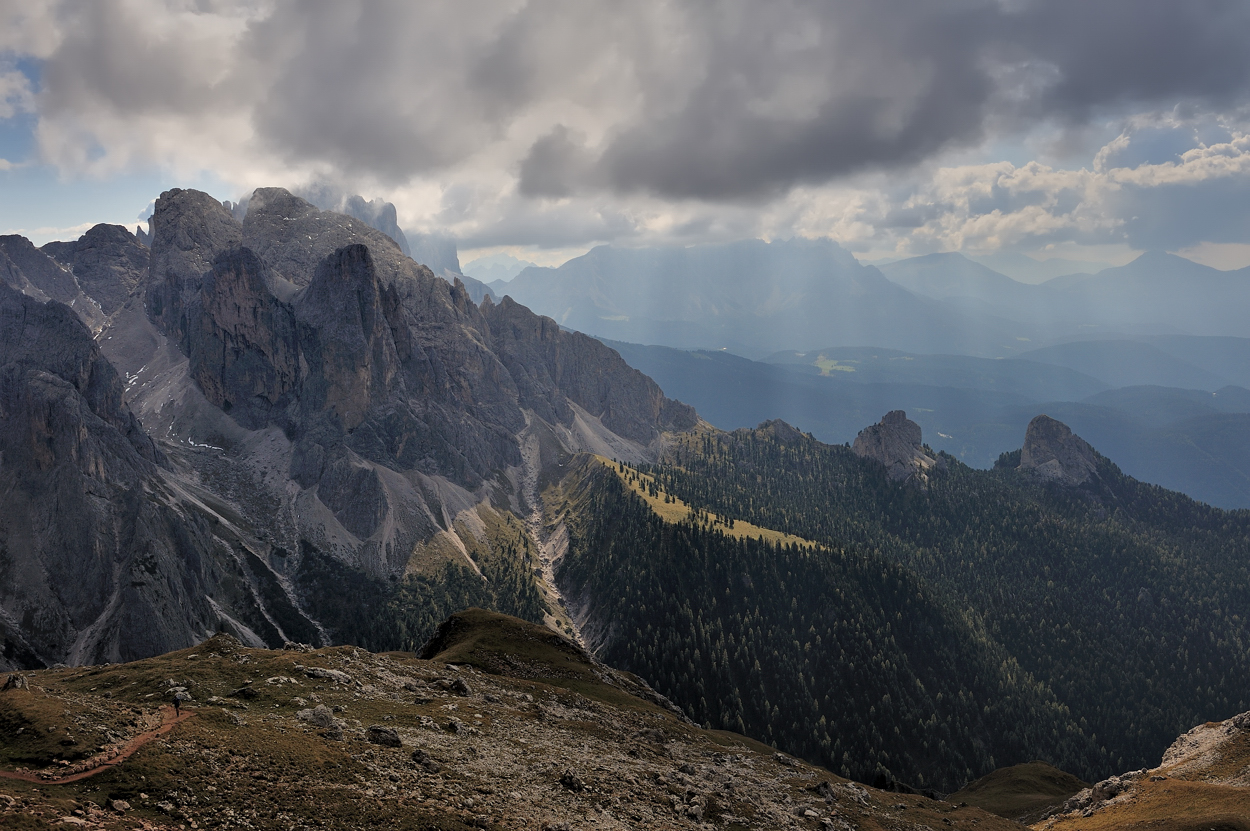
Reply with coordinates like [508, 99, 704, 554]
[29, 0, 1250, 201]
[515, 0, 1250, 200]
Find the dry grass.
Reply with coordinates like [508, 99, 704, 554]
[593, 455, 818, 549]
[1039, 778, 1250, 831]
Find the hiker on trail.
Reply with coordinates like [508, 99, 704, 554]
[173, 695, 180, 716]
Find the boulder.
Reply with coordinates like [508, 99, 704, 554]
[367, 725, 403, 747]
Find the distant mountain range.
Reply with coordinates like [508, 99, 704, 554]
[493, 242, 1250, 361]
[464, 252, 538, 284]
[604, 338, 1250, 509]
[495, 239, 1030, 358]
[878, 250, 1250, 342]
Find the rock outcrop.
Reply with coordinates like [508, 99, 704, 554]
[852, 410, 945, 483]
[0, 235, 105, 331]
[1047, 709, 1250, 828]
[1019, 414, 1098, 486]
[41, 224, 149, 315]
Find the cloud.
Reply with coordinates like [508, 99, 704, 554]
[4, 1, 1250, 255]
[0, 66, 34, 119]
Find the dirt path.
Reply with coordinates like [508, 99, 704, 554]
[0, 705, 194, 785]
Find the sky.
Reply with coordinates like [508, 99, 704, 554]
[3, 1, 1250, 272]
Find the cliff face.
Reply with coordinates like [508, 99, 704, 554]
[481, 294, 698, 444]
[0, 186, 698, 668]
[851, 410, 945, 483]
[0, 280, 315, 669]
[150, 188, 690, 488]
[1019, 415, 1098, 486]
[190, 247, 302, 429]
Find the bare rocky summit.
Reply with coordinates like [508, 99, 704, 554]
[851, 410, 945, 483]
[41, 224, 149, 316]
[1018, 415, 1098, 486]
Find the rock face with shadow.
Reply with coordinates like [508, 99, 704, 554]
[852, 410, 945, 484]
[150, 187, 695, 490]
[1019, 415, 1098, 486]
[0, 279, 314, 669]
[41, 224, 149, 316]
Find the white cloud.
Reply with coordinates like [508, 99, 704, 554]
[0, 67, 33, 119]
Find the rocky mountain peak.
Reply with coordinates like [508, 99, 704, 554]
[41, 224, 149, 315]
[1019, 414, 1098, 485]
[852, 410, 945, 483]
[147, 188, 243, 347]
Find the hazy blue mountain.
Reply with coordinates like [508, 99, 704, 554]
[1039, 251, 1250, 336]
[500, 239, 1034, 358]
[879, 252, 1047, 309]
[878, 250, 1250, 343]
[967, 251, 1106, 283]
[605, 338, 1250, 508]
[1081, 384, 1250, 428]
[1140, 335, 1250, 389]
[463, 252, 538, 284]
[1019, 340, 1233, 390]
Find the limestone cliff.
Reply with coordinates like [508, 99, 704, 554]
[852, 410, 945, 483]
[41, 224, 149, 315]
[0, 280, 317, 669]
[1019, 414, 1098, 486]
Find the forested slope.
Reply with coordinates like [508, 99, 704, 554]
[551, 422, 1250, 791]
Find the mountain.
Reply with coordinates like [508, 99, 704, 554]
[462, 252, 538, 284]
[0, 186, 694, 670]
[967, 251, 1107, 283]
[879, 249, 1250, 344]
[1019, 340, 1232, 390]
[0, 612, 1022, 831]
[0, 278, 318, 667]
[878, 252, 1046, 311]
[40, 223, 150, 316]
[498, 238, 1031, 358]
[550, 416, 1250, 790]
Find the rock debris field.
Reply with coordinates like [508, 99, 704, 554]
[0, 613, 1019, 831]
